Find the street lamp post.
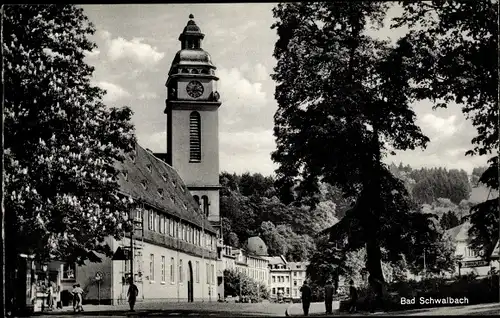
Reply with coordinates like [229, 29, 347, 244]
[423, 248, 426, 279]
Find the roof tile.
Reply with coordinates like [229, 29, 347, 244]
[116, 144, 216, 234]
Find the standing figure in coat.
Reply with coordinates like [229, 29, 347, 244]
[324, 280, 335, 314]
[300, 280, 313, 316]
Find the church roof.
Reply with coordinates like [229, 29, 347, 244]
[245, 236, 268, 256]
[116, 143, 216, 234]
[172, 50, 214, 67]
[180, 14, 205, 39]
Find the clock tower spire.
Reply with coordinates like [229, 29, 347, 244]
[164, 15, 222, 229]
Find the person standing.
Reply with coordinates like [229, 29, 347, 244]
[71, 283, 84, 312]
[47, 283, 54, 310]
[348, 280, 358, 314]
[324, 280, 335, 314]
[127, 280, 139, 312]
[300, 280, 312, 316]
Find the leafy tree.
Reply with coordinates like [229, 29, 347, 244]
[393, 0, 499, 257]
[440, 211, 460, 230]
[275, 224, 315, 261]
[227, 232, 240, 248]
[3, 4, 136, 269]
[271, 2, 429, 292]
[410, 168, 470, 205]
[259, 221, 289, 256]
[3, 4, 136, 311]
[239, 172, 276, 198]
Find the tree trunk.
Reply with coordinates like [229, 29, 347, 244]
[363, 124, 385, 295]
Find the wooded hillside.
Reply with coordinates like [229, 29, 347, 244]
[220, 163, 492, 259]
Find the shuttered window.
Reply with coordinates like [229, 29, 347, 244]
[189, 112, 201, 162]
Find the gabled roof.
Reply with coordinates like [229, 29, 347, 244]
[116, 144, 216, 234]
[263, 255, 287, 265]
[288, 262, 309, 270]
[446, 222, 471, 242]
[492, 240, 499, 259]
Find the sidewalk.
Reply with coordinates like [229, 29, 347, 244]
[285, 302, 500, 316]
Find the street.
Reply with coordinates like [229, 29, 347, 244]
[33, 301, 500, 317]
[34, 301, 291, 317]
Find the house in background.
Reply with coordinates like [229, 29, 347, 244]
[262, 255, 309, 302]
[447, 221, 495, 277]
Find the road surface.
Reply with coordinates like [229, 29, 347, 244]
[34, 301, 500, 317]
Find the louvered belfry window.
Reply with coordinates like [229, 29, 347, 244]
[189, 112, 201, 162]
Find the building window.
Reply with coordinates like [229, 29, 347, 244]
[211, 264, 215, 284]
[148, 210, 153, 230]
[169, 219, 174, 236]
[206, 263, 210, 284]
[286, 287, 290, 295]
[294, 272, 297, 277]
[62, 263, 76, 280]
[196, 261, 200, 283]
[272, 276, 276, 283]
[286, 276, 289, 283]
[170, 257, 175, 283]
[149, 254, 154, 281]
[294, 280, 297, 286]
[136, 251, 142, 274]
[161, 256, 166, 282]
[272, 288, 276, 295]
[189, 111, 201, 162]
[202, 196, 209, 217]
[294, 289, 297, 297]
[159, 215, 164, 234]
[179, 259, 183, 283]
[135, 209, 143, 222]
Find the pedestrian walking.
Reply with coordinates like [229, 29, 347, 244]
[300, 280, 312, 316]
[348, 280, 358, 313]
[71, 283, 84, 312]
[127, 280, 139, 312]
[324, 279, 335, 314]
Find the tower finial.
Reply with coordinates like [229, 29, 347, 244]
[189, 14, 194, 19]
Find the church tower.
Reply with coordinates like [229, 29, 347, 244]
[164, 15, 222, 232]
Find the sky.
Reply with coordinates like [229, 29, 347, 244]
[81, 3, 488, 177]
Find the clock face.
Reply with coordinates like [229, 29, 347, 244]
[186, 81, 204, 98]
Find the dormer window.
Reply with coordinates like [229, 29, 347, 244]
[162, 174, 167, 182]
[122, 170, 128, 181]
[141, 180, 147, 190]
[130, 149, 137, 163]
[157, 188, 164, 198]
[146, 164, 152, 172]
[171, 180, 176, 188]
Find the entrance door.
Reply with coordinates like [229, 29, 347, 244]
[187, 261, 194, 302]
